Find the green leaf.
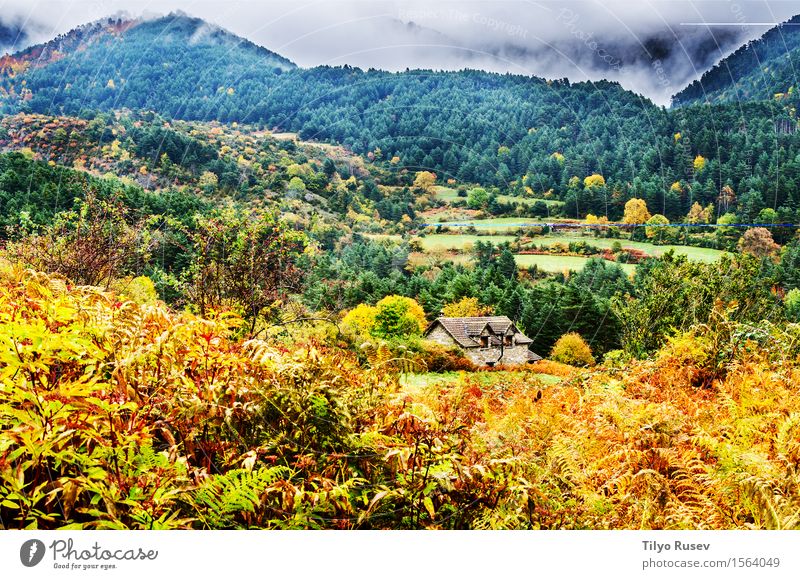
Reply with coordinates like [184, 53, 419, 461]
[423, 496, 435, 519]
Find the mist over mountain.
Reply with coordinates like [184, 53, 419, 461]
[673, 14, 800, 106]
[2, 0, 799, 106]
[460, 22, 746, 106]
[0, 17, 31, 54]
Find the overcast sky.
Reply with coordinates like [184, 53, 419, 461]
[1, 0, 798, 105]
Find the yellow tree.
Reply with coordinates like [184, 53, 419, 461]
[583, 174, 606, 189]
[550, 333, 595, 366]
[693, 155, 707, 173]
[585, 213, 610, 232]
[686, 202, 713, 224]
[372, 295, 427, 339]
[442, 297, 493, 317]
[413, 171, 437, 193]
[622, 198, 651, 225]
[341, 303, 377, 340]
[645, 214, 670, 241]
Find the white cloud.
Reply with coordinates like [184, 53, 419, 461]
[1, 0, 797, 104]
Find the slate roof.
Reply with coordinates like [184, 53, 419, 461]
[527, 350, 543, 362]
[424, 316, 534, 348]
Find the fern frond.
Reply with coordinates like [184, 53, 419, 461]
[192, 466, 291, 529]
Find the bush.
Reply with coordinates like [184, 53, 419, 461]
[651, 332, 715, 389]
[341, 303, 378, 341]
[550, 333, 596, 366]
[785, 288, 800, 322]
[109, 275, 159, 304]
[602, 349, 631, 368]
[415, 341, 475, 372]
[6, 195, 148, 289]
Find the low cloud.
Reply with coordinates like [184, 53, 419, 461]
[1, 0, 797, 105]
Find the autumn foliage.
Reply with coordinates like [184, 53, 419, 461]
[549, 333, 596, 367]
[2, 261, 800, 529]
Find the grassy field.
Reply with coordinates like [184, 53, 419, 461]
[515, 254, 637, 274]
[414, 231, 726, 264]
[432, 187, 564, 208]
[426, 217, 553, 232]
[415, 234, 517, 250]
[532, 234, 726, 263]
[431, 186, 461, 202]
[497, 195, 564, 208]
[410, 250, 636, 274]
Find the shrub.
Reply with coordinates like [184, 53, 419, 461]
[341, 303, 378, 341]
[650, 332, 715, 389]
[415, 341, 475, 372]
[602, 348, 630, 368]
[6, 195, 148, 289]
[550, 333, 596, 366]
[109, 275, 159, 304]
[785, 288, 800, 322]
[738, 227, 780, 258]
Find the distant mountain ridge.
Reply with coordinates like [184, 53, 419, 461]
[0, 11, 662, 188]
[2, 9, 800, 221]
[0, 13, 294, 84]
[0, 18, 136, 78]
[672, 14, 800, 106]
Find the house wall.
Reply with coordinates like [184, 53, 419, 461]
[464, 345, 531, 366]
[426, 325, 458, 347]
[500, 345, 533, 365]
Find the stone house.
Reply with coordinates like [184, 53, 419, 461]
[423, 316, 543, 367]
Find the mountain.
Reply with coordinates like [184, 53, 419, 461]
[3, 11, 800, 224]
[672, 14, 800, 106]
[0, 13, 295, 115]
[0, 13, 666, 188]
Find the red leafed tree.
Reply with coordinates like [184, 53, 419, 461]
[738, 227, 780, 258]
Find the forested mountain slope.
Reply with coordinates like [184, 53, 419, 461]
[3, 13, 800, 223]
[673, 15, 800, 106]
[0, 13, 294, 116]
[0, 14, 665, 185]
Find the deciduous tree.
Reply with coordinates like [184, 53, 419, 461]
[622, 198, 651, 225]
[371, 295, 427, 339]
[413, 171, 437, 192]
[738, 227, 780, 258]
[187, 210, 309, 334]
[442, 296, 493, 317]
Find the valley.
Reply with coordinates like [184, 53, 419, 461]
[0, 10, 799, 531]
